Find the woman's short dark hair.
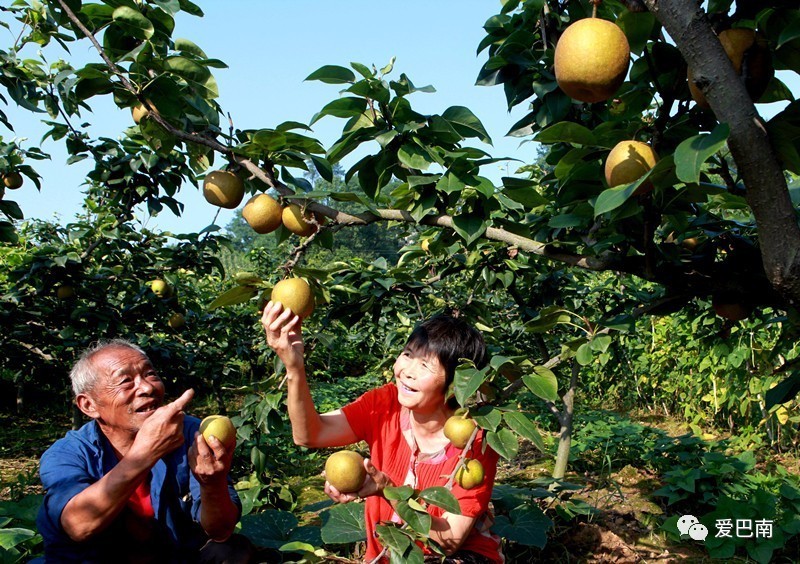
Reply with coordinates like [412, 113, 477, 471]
[405, 314, 487, 388]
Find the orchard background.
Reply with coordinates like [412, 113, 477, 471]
[2, 0, 800, 561]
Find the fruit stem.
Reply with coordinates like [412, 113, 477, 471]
[590, 0, 601, 18]
[444, 424, 481, 490]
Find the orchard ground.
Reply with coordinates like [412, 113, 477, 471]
[4, 391, 797, 563]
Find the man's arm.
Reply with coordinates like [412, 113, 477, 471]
[262, 302, 358, 448]
[59, 455, 151, 542]
[189, 433, 240, 541]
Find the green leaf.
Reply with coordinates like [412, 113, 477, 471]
[419, 487, 461, 514]
[163, 56, 210, 83]
[351, 62, 375, 78]
[593, 181, 640, 216]
[486, 428, 519, 460]
[452, 213, 487, 246]
[590, 334, 612, 353]
[153, 0, 180, 15]
[472, 405, 503, 432]
[674, 123, 730, 184]
[504, 412, 546, 452]
[174, 37, 206, 57]
[376, 525, 412, 559]
[397, 143, 434, 170]
[454, 366, 488, 406]
[491, 505, 553, 548]
[207, 285, 258, 310]
[306, 65, 356, 84]
[0, 221, 18, 244]
[384, 485, 415, 501]
[576, 342, 593, 365]
[0, 200, 24, 220]
[239, 509, 298, 548]
[535, 122, 596, 145]
[442, 106, 491, 144]
[765, 371, 800, 410]
[396, 501, 432, 535]
[310, 97, 367, 125]
[502, 178, 549, 208]
[431, 172, 462, 195]
[310, 155, 333, 182]
[320, 503, 367, 544]
[112, 6, 154, 39]
[618, 11, 657, 56]
[521, 366, 558, 402]
[0, 527, 35, 550]
[777, 12, 800, 49]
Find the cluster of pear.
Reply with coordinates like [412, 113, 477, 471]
[130, 102, 323, 237]
[323, 413, 485, 495]
[145, 279, 186, 329]
[554, 17, 771, 201]
[201, 170, 323, 237]
[444, 414, 485, 490]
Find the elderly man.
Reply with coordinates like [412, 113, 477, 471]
[36, 339, 248, 562]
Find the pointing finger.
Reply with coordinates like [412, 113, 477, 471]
[171, 389, 194, 412]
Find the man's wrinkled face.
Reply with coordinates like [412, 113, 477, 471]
[85, 346, 165, 434]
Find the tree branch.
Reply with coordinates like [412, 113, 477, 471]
[642, 0, 800, 306]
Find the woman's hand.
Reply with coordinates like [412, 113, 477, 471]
[324, 458, 393, 503]
[261, 301, 304, 372]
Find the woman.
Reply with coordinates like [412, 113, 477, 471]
[262, 304, 503, 563]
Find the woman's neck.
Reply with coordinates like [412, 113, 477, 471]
[410, 407, 452, 453]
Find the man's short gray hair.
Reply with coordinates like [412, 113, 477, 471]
[70, 339, 147, 397]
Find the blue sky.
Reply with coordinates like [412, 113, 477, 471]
[7, 1, 531, 234]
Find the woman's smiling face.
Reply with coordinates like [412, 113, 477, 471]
[393, 346, 448, 415]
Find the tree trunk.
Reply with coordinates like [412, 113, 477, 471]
[553, 361, 580, 480]
[16, 381, 23, 414]
[643, 0, 800, 306]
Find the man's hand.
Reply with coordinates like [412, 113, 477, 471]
[324, 458, 392, 503]
[131, 389, 194, 463]
[189, 431, 233, 486]
[261, 301, 305, 372]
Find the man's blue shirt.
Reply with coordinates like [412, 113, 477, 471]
[36, 415, 241, 562]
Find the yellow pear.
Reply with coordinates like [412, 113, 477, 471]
[604, 140, 659, 195]
[455, 459, 485, 490]
[149, 279, 172, 298]
[282, 203, 319, 237]
[444, 415, 477, 449]
[242, 194, 283, 234]
[199, 415, 236, 449]
[56, 285, 75, 300]
[271, 278, 315, 319]
[203, 170, 245, 209]
[325, 451, 366, 493]
[168, 312, 185, 329]
[131, 100, 157, 123]
[554, 18, 630, 103]
[2, 172, 23, 189]
[150, 278, 172, 298]
[688, 28, 773, 108]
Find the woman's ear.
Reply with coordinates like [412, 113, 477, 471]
[76, 393, 100, 419]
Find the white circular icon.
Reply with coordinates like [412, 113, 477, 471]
[689, 523, 709, 541]
[677, 514, 699, 536]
